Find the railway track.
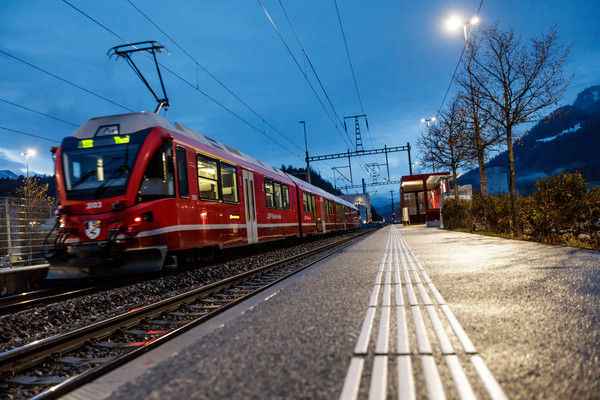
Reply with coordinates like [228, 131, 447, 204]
[0, 233, 358, 316]
[0, 230, 371, 399]
[0, 282, 122, 317]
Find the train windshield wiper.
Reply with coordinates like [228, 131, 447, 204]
[92, 164, 129, 199]
[92, 147, 130, 199]
[70, 170, 97, 189]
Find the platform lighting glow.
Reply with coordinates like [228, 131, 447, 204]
[445, 15, 479, 31]
[446, 15, 463, 31]
[20, 149, 36, 157]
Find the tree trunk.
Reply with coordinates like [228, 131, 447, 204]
[506, 126, 522, 236]
[452, 167, 460, 200]
[477, 136, 487, 197]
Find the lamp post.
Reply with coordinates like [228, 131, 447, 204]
[20, 151, 34, 182]
[421, 117, 436, 172]
[448, 15, 482, 196]
[446, 14, 480, 83]
[299, 121, 311, 184]
[20, 149, 35, 264]
[411, 161, 420, 175]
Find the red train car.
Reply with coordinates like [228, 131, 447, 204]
[45, 112, 358, 277]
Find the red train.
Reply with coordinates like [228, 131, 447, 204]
[45, 112, 360, 277]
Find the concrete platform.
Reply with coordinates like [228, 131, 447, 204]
[0, 264, 48, 295]
[62, 224, 600, 399]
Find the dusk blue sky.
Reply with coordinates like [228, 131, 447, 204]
[1, 0, 599, 202]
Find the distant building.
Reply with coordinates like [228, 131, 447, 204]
[340, 193, 371, 225]
[486, 166, 509, 194]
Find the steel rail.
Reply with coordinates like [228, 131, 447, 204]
[0, 234, 361, 315]
[0, 230, 370, 385]
[0, 271, 168, 316]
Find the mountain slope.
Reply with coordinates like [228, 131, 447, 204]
[459, 85, 600, 194]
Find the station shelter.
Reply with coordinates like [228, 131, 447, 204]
[400, 172, 450, 226]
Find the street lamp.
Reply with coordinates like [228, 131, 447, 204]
[299, 121, 311, 184]
[20, 150, 36, 196]
[20, 150, 35, 180]
[421, 117, 436, 172]
[445, 15, 480, 56]
[411, 161, 420, 175]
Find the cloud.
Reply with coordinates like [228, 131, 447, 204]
[0, 148, 26, 175]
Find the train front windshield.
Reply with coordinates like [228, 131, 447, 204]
[61, 131, 148, 200]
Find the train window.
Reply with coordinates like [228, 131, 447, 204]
[176, 146, 189, 198]
[303, 191, 312, 213]
[302, 191, 315, 217]
[281, 184, 290, 210]
[302, 192, 308, 212]
[197, 154, 219, 201]
[264, 178, 275, 208]
[273, 181, 282, 209]
[326, 200, 334, 219]
[221, 162, 238, 203]
[139, 143, 175, 202]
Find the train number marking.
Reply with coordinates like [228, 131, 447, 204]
[85, 201, 103, 210]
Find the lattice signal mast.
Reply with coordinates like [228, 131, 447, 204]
[343, 114, 368, 152]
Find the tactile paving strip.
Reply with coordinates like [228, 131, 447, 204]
[340, 226, 509, 400]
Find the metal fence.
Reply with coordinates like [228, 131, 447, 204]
[0, 197, 55, 267]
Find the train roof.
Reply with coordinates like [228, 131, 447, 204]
[70, 112, 356, 210]
[286, 174, 357, 210]
[71, 112, 290, 179]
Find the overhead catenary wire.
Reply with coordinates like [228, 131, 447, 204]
[334, 0, 365, 116]
[276, 1, 347, 132]
[126, 0, 304, 154]
[273, 0, 378, 179]
[0, 126, 61, 143]
[60, 0, 304, 162]
[0, 49, 135, 113]
[436, 0, 484, 117]
[333, 0, 384, 173]
[0, 98, 79, 127]
[332, 0, 376, 150]
[257, 0, 355, 151]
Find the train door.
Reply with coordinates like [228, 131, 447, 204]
[320, 197, 327, 233]
[242, 169, 258, 244]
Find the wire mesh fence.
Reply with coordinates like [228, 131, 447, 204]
[0, 197, 56, 268]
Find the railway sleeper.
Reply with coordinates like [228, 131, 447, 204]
[57, 356, 115, 367]
[146, 319, 187, 327]
[171, 311, 209, 318]
[9, 375, 67, 386]
[125, 329, 169, 337]
[96, 341, 152, 349]
[189, 304, 223, 310]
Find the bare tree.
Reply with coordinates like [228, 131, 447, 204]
[418, 96, 473, 199]
[470, 23, 571, 235]
[12, 177, 55, 265]
[458, 36, 504, 198]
